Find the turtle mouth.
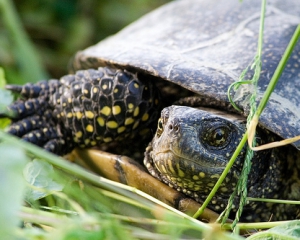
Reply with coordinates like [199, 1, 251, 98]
[146, 145, 237, 198]
[144, 142, 238, 210]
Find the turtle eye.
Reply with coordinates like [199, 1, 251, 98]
[156, 118, 164, 137]
[209, 128, 227, 146]
[202, 126, 231, 148]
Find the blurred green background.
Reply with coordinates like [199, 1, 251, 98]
[0, 0, 171, 85]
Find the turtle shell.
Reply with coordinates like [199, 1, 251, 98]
[72, 0, 300, 149]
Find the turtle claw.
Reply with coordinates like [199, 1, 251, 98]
[5, 84, 23, 93]
[6, 114, 73, 155]
[7, 115, 42, 137]
[5, 80, 58, 99]
[1, 80, 73, 155]
[21, 125, 58, 145]
[43, 138, 75, 155]
[5, 98, 48, 120]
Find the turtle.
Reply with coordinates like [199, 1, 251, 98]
[1, 0, 300, 222]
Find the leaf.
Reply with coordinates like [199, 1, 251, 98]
[0, 67, 14, 117]
[0, 143, 27, 239]
[0, 88, 14, 129]
[23, 159, 64, 202]
[0, 67, 7, 88]
[0, 68, 14, 129]
[247, 220, 300, 240]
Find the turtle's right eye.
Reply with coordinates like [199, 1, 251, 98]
[156, 118, 164, 137]
[205, 126, 230, 148]
[200, 119, 233, 150]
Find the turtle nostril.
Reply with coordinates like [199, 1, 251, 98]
[168, 118, 180, 132]
[168, 124, 179, 132]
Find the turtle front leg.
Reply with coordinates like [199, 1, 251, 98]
[1, 67, 161, 155]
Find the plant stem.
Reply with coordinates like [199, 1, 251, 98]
[256, 24, 300, 116]
[20, 206, 68, 227]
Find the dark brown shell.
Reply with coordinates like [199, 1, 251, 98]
[72, 0, 300, 149]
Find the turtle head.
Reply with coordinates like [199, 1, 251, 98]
[144, 105, 268, 208]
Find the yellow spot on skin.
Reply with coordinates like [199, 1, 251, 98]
[68, 98, 72, 103]
[117, 126, 126, 133]
[74, 84, 80, 89]
[193, 175, 199, 180]
[66, 112, 73, 118]
[86, 124, 94, 132]
[60, 112, 65, 117]
[102, 84, 107, 90]
[91, 141, 97, 146]
[114, 88, 118, 93]
[85, 111, 94, 119]
[107, 121, 118, 129]
[142, 113, 149, 121]
[211, 174, 220, 179]
[128, 103, 134, 110]
[84, 139, 90, 145]
[176, 163, 185, 177]
[103, 137, 112, 143]
[134, 83, 139, 88]
[133, 107, 139, 117]
[100, 106, 111, 116]
[93, 88, 98, 93]
[84, 89, 89, 94]
[97, 117, 105, 127]
[76, 112, 83, 119]
[155, 99, 159, 105]
[62, 103, 66, 107]
[75, 131, 82, 138]
[112, 105, 121, 115]
[132, 121, 139, 129]
[125, 118, 134, 125]
[199, 172, 205, 178]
